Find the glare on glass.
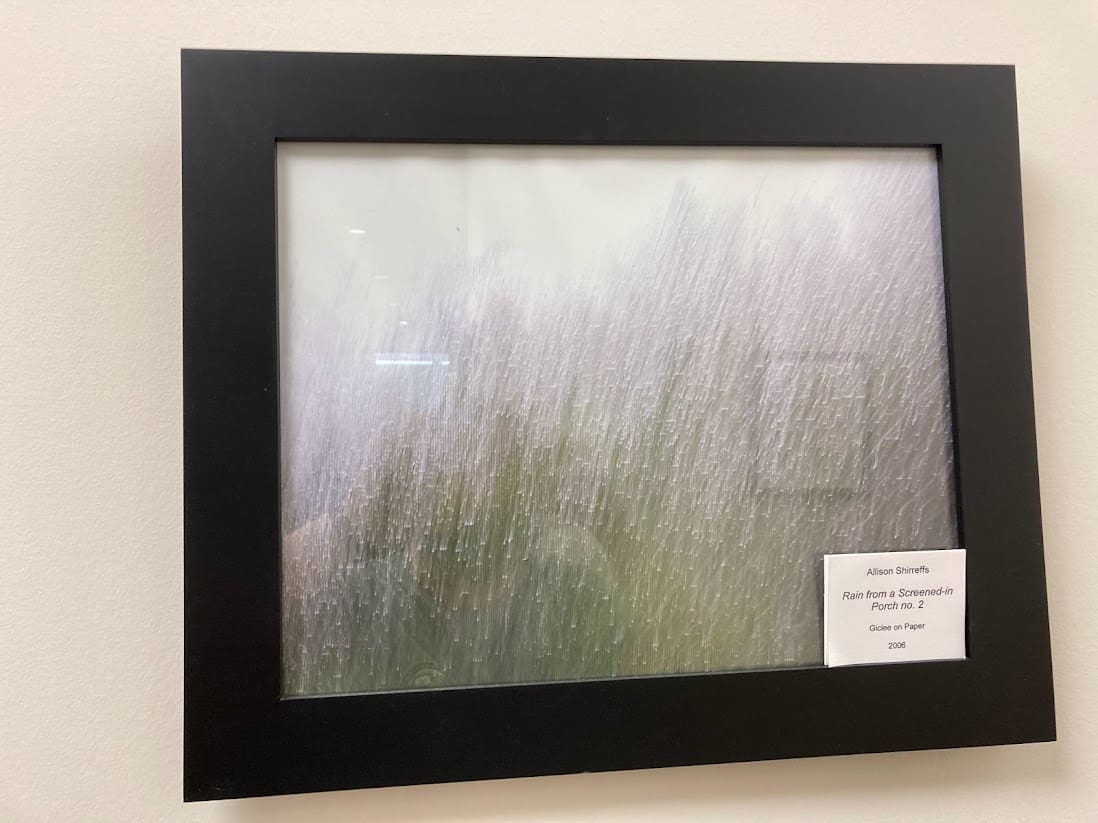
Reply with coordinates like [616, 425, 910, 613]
[278, 144, 958, 696]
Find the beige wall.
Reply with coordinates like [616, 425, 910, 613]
[2, 1, 1096, 820]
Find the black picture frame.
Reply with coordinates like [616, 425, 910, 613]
[182, 49, 1055, 802]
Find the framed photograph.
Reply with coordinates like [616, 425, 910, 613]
[182, 50, 1054, 800]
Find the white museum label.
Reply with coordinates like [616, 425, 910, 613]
[823, 549, 966, 667]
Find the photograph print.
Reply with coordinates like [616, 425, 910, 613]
[277, 144, 958, 696]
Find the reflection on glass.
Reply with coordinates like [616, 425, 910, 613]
[278, 145, 958, 695]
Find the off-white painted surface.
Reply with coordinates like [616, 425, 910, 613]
[1, 1, 1095, 820]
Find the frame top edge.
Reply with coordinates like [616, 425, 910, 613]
[178, 48, 1015, 73]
